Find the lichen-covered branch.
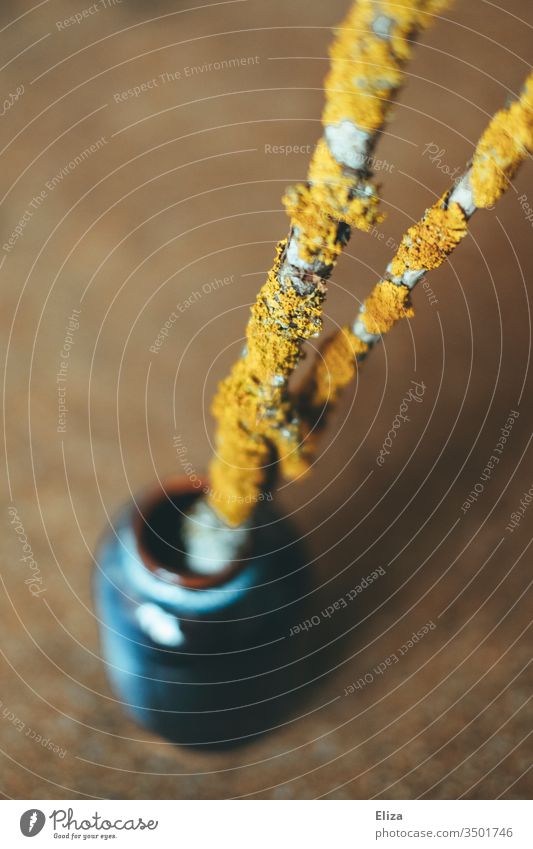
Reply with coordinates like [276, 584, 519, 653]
[207, 0, 452, 526]
[291, 72, 533, 470]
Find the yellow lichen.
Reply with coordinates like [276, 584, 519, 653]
[208, 241, 326, 525]
[209, 426, 273, 527]
[277, 327, 369, 479]
[390, 198, 468, 277]
[305, 325, 368, 409]
[276, 425, 313, 481]
[362, 281, 414, 335]
[208, 0, 454, 526]
[381, 1, 452, 58]
[283, 1, 452, 267]
[325, 24, 400, 132]
[282, 140, 382, 266]
[282, 68, 533, 487]
[471, 74, 533, 208]
[324, 1, 445, 132]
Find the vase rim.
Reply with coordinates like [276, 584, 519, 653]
[133, 476, 249, 590]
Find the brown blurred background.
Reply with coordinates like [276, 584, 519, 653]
[1, 0, 532, 799]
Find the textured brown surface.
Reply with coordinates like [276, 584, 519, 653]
[1, 0, 532, 799]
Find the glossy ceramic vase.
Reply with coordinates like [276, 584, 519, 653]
[94, 478, 312, 748]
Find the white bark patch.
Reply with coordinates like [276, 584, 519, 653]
[324, 121, 373, 171]
[448, 169, 477, 218]
[181, 497, 250, 574]
[352, 315, 382, 345]
[373, 14, 394, 39]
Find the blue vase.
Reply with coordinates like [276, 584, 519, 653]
[94, 478, 313, 748]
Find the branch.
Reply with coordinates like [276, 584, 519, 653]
[289, 72, 533, 473]
[206, 0, 452, 526]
